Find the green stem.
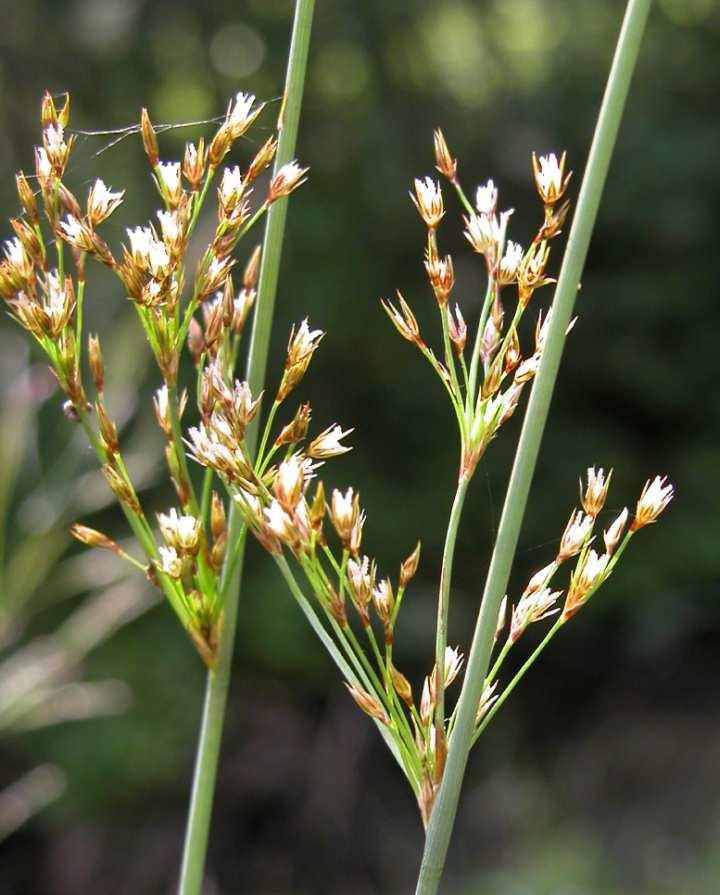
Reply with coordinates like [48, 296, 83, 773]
[434, 474, 470, 730]
[414, 2, 653, 891]
[473, 617, 564, 742]
[177, 3, 315, 892]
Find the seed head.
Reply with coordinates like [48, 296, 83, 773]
[448, 305, 467, 356]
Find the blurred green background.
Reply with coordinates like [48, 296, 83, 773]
[0, 0, 718, 892]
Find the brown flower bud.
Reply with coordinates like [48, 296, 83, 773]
[345, 683, 389, 725]
[88, 333, 104, 393]
[70, 523, 123, 554]
[433, 128, 457, 181]
[390, 664, 414, 707]
[399, 541, 421, 588]
[96, 401, 119, 455]
[16, 172, 39, 224]
[141, 108, 159, 167]
[210, 491, 226, 542]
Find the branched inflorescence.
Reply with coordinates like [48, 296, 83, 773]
[2, 95, 673, 830]
[1, 91, 306, 666]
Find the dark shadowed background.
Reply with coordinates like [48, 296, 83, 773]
[0, 1, 718, 893]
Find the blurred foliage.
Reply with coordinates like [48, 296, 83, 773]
[0, 0, 718, 892]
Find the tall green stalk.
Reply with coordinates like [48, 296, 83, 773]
[414, 1, 653, 892]
[177, 2, 316, 892]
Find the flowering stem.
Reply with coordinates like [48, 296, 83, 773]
[473, 616, 564, 742]
[176, 3, 315, 893]
[434, 473, 471, 730]
[414, 2, 653, 891]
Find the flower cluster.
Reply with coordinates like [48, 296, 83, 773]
[0, 91, 307, 666]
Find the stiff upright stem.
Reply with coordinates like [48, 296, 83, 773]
[177, 2, 316, 892]
[414, 2, 653, 892]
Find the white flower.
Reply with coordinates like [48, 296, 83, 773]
[158, 546, 183, 578]
[263, 499, 297, 546]
[604, 507, 629, 554]
[87, 178, 124, 224]
[59, 215, 93, 251]
[219, 166, 245, 208]
[631, 475, 674, 530]
[227, 92, 261, 137]
[510, 587, 562, 642]
[44, 123, 66, 154]
[411, 176, 444, 227]
[475, 179, 497, 215]
[442, 646, 464, 687]
[4, 238, 27, 267]
[308, 424, 353, 459]
[287, 318, 324, 366]
[499, 240, 523, 284]
[157, 210, 183, 245]
[274, 454, 305, 510]
[558, 509, 594, 560]
[464, 212, 501, 257]
[35, 147, 53, 181]
[158, 508, 201, 552]
[532, 151, 570, 205]
[157, 162, 182, 198]
[269, 160, 308, 201]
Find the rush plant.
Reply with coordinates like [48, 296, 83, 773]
[1, 0, 663, 892]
